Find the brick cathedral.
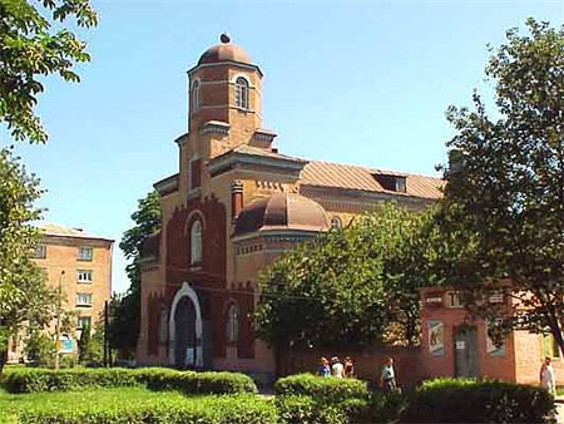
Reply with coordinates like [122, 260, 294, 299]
[136, 35, 442, 379]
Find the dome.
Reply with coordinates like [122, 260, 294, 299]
[233, 193, 330, 237]
[198, 34, 252, 66]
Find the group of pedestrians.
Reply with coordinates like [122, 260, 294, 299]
[318, 355, 398, 392]
[318, 356, 355, 379]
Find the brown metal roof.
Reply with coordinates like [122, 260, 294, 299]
[299, 161, 443, 199]
[198, 42, 251, 66]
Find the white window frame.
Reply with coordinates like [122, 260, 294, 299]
[34, 245, 47, 259]
[330, 216, 342, 230]
[226, 303, 239, 343]
[445, 291, 463, 308]
[234, 76, 250, 110]
[78, 247, 93, 262]
[76, 293, 93, 307]
[191, 79, 201, 112]
[190, 220, 203, 266]
[77, 316, 91, 329]
[77, 270, 93, 284]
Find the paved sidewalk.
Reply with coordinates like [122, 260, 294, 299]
[556, 396, 563, 424]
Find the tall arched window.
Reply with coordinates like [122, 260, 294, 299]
[190, 220, 202, 265]
[226, 303, 239, 343]
[191, 80, 200, 112]
[235, 77, 249, 109]
[158, 307, 168, 344]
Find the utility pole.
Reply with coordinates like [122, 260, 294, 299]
[54, 270, 65, 371]
[103, 300, 109, 367]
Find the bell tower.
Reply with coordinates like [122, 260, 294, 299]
[187, 34, 263, 141]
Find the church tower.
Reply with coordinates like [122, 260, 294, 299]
[187, 34, 263, 150]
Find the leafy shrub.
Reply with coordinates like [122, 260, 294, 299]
[14, 394, 277, 424]
[275, 395, 347, 424]
[402, 378, 556, 423]
[2, 367, 257, 395]
[274, 373, 369, 403]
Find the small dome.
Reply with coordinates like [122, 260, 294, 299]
[233, 193, 330, 237]
[198, 34, 251, 66]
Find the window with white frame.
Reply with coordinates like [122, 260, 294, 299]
[191, 80, 200, 112]
[76, 293, 92, 307]
[34, 245, 47, 259]
[78, 246, 93, 261]
[77, 316, 91, 329]
[235, 77, 249, 109]
[190, 220, 203, 266]
[77, 270, 93, 284]
[330, 216, 342, 230]
[226, 303, 239, 343]
[445, 291, 463, 308]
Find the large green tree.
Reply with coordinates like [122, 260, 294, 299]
[0, 0, 97, 143]
[110, 190, 161, 359]
[0, 147, 57, 372]
[441, 18, 564, 352]
[254, 202, 444, 351]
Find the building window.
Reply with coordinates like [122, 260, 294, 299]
[159, 308, 168, 344]
[34, 245, 47, 259]
[330, 216, 342, 230]
[190, 220, 203, 266]
[77, 270, 93, 284]
[77, 316, 91, 329]
[78, 247, 93, 261]
[543, 333, 561, 358]
[192, 80, 200, 112]
[189, 157, 201, 191]
[235, 77, 249, 109]
[226, 303, 239, 343]
[445, 291, 463, 308]
[76, 293, 93, 307]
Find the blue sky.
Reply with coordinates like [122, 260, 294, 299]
[5, 1, 563, 293]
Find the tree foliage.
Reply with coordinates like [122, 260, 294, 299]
[440, 18, 564, 352]
[0, 0, 97, 143]
[110, 190, 161, 358]
[254, 202, 445, 349]
[0, 147, 57, 371]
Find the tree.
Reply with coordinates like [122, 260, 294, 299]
[110, 190, 161, 358]
[78, 321, 103, 364]
[0, 0, 97, 143]
[440, 18, 564, 353]
[0, 147, 59, 372]
[254, 202, 444, 351]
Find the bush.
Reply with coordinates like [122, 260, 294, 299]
[2, 367, 258, 395]
[14, 394, 277, 424]
[274, 373, 369, 403]
[275, 395, 347, 424]
[402, 378, 556, 423]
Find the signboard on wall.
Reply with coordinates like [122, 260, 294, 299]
[428, 320, 445, 356]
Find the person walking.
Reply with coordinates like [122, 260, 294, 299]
[540, 356, 556, 397]
[318, 357, 331, 378]
[331, 356, 344, 378]
[380, 357, 397, 392]
[344, 356, 355, 378]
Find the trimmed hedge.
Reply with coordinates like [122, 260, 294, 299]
[274, 373, 369, 403]
[15, 394, 277, 424]
[2, 367, 257, 395]
[402, 378, 557, 423]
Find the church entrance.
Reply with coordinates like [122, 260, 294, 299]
[454, 325, 479, 378]
[169, 282, 204, 369]
[174, 297, 197, 368]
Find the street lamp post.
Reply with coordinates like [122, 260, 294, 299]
[54, 270, 65, 371]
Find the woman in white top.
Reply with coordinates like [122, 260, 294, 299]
[540, 356, 556, 396]
[331, 356, 344, 378]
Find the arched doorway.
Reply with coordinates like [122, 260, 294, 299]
[169, 282, 203, 368]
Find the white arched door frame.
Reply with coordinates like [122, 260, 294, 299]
[169, 282, 203, 367]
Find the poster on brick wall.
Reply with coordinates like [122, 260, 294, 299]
[428, 319, 444, 356]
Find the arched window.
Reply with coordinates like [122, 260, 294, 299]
[191, 80, 200, 112]
[330, 216, 342, 230]
[226, 303, 239, 343]
[190, 220, 202, 265]
[235, 77, 249, 109]
[158, 307, 168, 344]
